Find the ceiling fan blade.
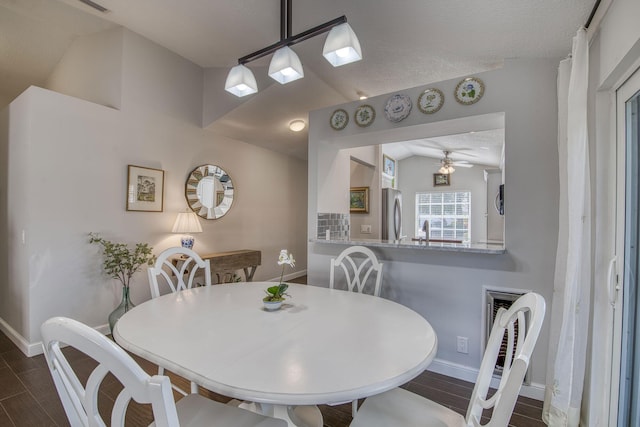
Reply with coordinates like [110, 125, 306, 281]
[453, 163, 473, 168]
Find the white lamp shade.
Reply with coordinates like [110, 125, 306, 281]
[172, 212, 203, 234]
[225, 64, 258, 97]
[323, 22, 362, 67]
[268, 46, 304, 84]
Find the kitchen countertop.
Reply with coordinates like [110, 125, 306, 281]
[310, 237, 506, 255]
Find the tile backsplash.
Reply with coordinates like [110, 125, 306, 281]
[317, 213, 349, 240]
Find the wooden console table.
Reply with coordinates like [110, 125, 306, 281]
[200, 249, 261, 283]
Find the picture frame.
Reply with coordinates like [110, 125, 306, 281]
[126, 165, 165, 212]
[350, 186, 370, 213]
[433, 173, 450, 186]
[383, 154, 396, 177]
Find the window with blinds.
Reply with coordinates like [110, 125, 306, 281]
[415, 191, 471, 242]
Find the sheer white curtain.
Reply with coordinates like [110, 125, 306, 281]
[543, 27, 591, 426]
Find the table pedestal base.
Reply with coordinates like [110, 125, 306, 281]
[236, 401, 323, 427]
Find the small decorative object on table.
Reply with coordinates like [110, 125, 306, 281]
[89, 233, 156, 333]
[263, 250, 295, 311]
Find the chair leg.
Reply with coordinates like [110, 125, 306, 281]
[190, 381, 199, 394]
[352, 399, 358, 418]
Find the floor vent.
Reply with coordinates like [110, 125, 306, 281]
[484, 288, 530, 385]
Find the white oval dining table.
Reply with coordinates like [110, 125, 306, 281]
[113, 282, 438, 426]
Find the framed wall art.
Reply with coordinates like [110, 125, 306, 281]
[433, 173, 450, 187]
[126, 165, 165, 212]
[383, 154, 396, 177]
[350, 186, 370, 213]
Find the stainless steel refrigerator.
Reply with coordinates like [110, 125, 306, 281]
[381, 188, 403, 241]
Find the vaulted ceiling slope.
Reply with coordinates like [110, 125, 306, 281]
[1, 0, 593, 159]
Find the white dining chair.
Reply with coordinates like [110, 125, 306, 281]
[41, 317, 287, 427]
[148, 247, 212, 395]
[148, 247, 212, 299]
[329, 245, 383, 297]
[328, 245, 383, 416]
[349, 292, 546, 427]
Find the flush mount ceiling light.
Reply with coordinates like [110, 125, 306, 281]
[225, 0, 362, 97]
[289, 119, 306, 132]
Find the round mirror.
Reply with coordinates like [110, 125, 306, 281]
[185, 164, 234, 219]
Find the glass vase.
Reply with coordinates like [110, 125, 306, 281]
[108, 286, 135, 334]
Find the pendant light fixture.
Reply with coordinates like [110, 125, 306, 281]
[225, 64, 258, 97]
[225, 0, 362, 97]
[268, 46, 304, 84]
[323, 22, 362, 66]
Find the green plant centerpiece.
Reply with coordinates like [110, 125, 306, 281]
[263, 250, 295, 310]
[89, 233, 156, 332]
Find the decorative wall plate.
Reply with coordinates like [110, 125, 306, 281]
[384, 94, 412, 123]
[417, 88, 444, 114]
[354, 104, 376, 127]
[330, 109, 349, 130]
[455, 77, 485, 105]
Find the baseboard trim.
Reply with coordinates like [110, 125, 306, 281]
[0, 317, 112, 357]
[427, 358, 545, 401]
[0, 317, 42, 357]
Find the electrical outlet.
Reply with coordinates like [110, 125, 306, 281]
[456, 336, 469, 354]
[360, 224, 372, 234]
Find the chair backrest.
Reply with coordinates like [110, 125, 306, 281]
[465, 292, 545, 427]
[41, 317, 180, 427]
[329, 246, 383, 297]
[148, 247, 211, 298]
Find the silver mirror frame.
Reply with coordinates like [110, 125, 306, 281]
[185, 164, 234, 219]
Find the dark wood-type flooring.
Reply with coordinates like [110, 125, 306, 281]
[0, 277, 546, 426]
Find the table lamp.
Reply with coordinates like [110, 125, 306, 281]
[172, 212, 202, 249]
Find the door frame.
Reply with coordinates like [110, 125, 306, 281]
[611, 66, 640, 426]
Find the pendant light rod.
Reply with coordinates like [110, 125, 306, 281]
[285, 0, 292, 39]
[238, 15, 347, 65]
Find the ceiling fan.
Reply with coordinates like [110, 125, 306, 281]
[437, 150, 473, 174]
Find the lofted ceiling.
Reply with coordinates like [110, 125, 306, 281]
[383, 129, 505, 168]
[0, 0, 593, 159]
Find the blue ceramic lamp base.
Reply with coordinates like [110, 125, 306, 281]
[181, 235, 195, 250]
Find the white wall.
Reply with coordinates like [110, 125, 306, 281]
[46, 27, 123, 109]
[0, 93, 31, 341]
[307, 59, 560, 396]
[0, 28, 308, 353]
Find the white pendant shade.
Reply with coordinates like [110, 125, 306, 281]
[224, 64, 258, 97]
[323, 22, 362, 67]
[268, 46, 304, 84]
